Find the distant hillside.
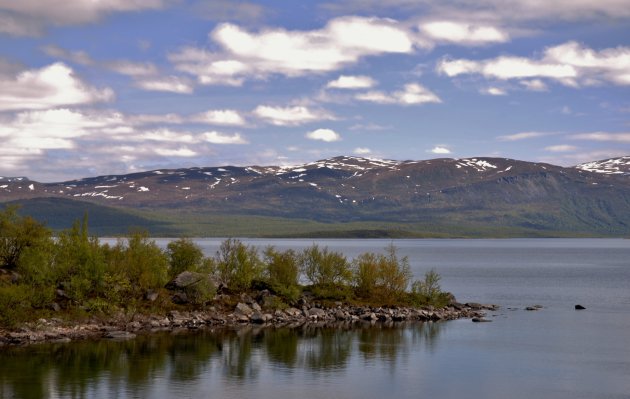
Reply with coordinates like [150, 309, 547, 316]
[2, 155, 630, 237]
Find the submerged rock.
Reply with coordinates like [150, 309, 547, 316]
[575, 304, 586, 310]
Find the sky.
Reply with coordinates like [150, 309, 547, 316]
[0, 0, 629, 182]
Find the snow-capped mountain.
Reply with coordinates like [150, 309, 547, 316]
[2, 156, 630, 236]
[576, 157, 630, 175]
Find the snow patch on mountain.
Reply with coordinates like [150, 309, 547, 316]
[576, 157, 630, 175]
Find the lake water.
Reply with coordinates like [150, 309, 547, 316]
[2, 239, 630, 399]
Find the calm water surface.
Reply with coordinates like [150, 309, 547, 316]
[2, 239, 629, 399]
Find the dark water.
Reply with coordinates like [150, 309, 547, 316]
[2, 239, 630, 399]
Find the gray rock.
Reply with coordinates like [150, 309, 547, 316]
[145, 290, 159, 302]
[250, 311, 265, 324]
[251, 302, 262, 312]
[166, 271, 205, 290]
[472, 318, 492, 323]
[235, 302, 254, 316]
[105, 331, 137, 340]
[308, 308, 327, 318]
[171, 292, 188, 304]
[575, 304, 586, 310]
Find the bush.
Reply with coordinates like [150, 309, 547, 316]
[0, 205, 52, 271]
[300, 245, 351, 287]
[409, 269, 450, 308]
[263, 247, 300, 301]
[352, 244, 412, 303]
[0, 284, 35, 327]
[182, 274, 216, 306]
[215, 238, 263, 292]
[106, 232, 169, 298]
[166, 238, 205, 278]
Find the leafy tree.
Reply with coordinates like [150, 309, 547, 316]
[263, 246, 300, 301]
[299, 245, 351, 299]
[410, 269, 449, 307]
[215, 238, 263, 292]
[353, 244, 412, 302]
[166, 238, 205, 278]
[0, 205, 51, 270]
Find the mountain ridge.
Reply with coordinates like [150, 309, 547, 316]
[2, 155, 630, 237]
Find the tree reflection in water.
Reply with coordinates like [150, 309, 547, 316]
[0, 322, 444, 398]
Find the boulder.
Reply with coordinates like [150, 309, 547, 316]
[575, 304, 586, 310]
[472, 318, 492, 323]
[235, 302, 254, 317]
[308, 307, 327, 318]
[104, 331, 136, 340]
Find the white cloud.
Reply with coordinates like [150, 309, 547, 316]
[482, 87, 507, 96]
[134, 76, 194, 94]
[420, 21, 508, 45]
[544, 144, 578, 152]
[354, 147, 372, 155]
[202, 131, 248, 144]
[520, 79, 548, 91]
[128, 113, 184, 125]
[193, 109, 247, 126]
[430, 146, 452, 154]
[497, 131, 549, 141]
[356, 83, 441, 105]
[107, 60, 158, 77]
[42, 45, 93, 65]
[153, 147, 198, 157]
[306, 128, 342, 142]
[170, 16, 414, 84]
[322, 0, 630, 22]
[0, 0, 168, 36]
[253, 105, 335, 126]
[437, 41, 630, 88]
[326, 75, 377, 89]
[571, 132, 630, 142]
[0, 63, 113, 111]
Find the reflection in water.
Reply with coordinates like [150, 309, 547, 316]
[0, 322, 443, 398]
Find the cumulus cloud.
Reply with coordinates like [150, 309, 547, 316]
[306, 128, 342, 142]
[170, 16, 414, 85]
[326, 75, 377, 89]
[0, 107, 252, 180]
[0, 63, 113, 111]
[430, 146, 452, 154]
[520, 79, 548, 91]
[134, 76, 194, 94]
[253, 105, 335, 126]
[355, 83, 441, 105]
[193, 109, 247, 126]
[0, 0, 168, 36]
[481, 87, 507, 95]
[202, 131, 248, 144]
[437, 41, 630, 89]
[420, 21, 509, 45]
[321, 0, 630, 22]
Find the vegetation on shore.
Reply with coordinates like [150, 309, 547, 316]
[0, 205, 452, 329]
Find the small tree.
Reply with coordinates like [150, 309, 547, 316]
[215, 238, 263, 292]
[166, 238, 205, 278]
[410, 269, 448, 307]
[299, 245, 352, 299]
[0, 205, 51, 271]
[352, 244, 411, 302]
[263, 246, 300, 301]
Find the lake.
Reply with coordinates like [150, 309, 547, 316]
[2, 238, 629, 398]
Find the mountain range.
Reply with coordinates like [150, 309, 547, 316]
[2, 156, 630, 237]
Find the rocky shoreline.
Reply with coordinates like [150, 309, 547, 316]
[0, 300, 498, 346]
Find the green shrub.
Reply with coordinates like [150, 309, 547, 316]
[409, 269, 449, 308]
[215, 238, 263, 292]
[263, 246, 300, 301]
[166, 238, 205, 278]
[0, 205, 52, 271]
[0, 284, 34, 327]
[300, 245, 351, 287]
[352, 244, 412, 303]
[105, 232, 169, 297]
